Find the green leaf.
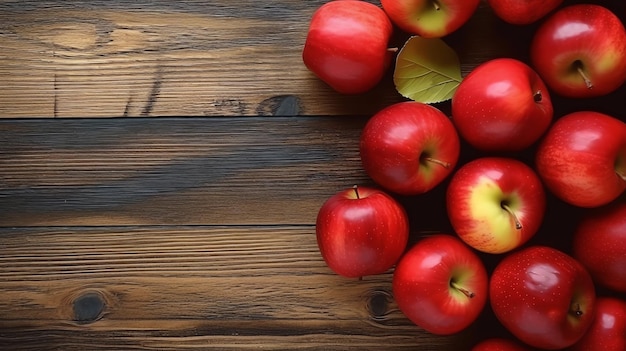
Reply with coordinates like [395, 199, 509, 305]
[393, 36, 462, 104]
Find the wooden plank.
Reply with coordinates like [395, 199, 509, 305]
[0, 0, 563, 118]
[0, 117, 378, 226]
[0, 0, 395, 117]
[0, 225, 478, 350]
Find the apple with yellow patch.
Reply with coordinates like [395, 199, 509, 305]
[446, 157, 546, 254]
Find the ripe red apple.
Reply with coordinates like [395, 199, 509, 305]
[360, 101, 460, 195]
[446, 157, 546, 254]
[392, 234, 488, 335]
[490, 246, 596, 350]
[451, 58, 554, 152]
[315, 185, 409, 278]
[302, 0, 394, 94]
[569, 297, 626, 351]
[487, 0, 563, 25]
[380, 0, 480, 38]
[530, 4, 626, 98]
[535, 111, 626, 208]
[572, 201, 626, 293]
[471, 338, 532, 351]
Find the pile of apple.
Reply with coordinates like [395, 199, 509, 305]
[303, 0, 626, 350]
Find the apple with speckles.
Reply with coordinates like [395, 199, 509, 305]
[360, 101, 461, 196]
[302, 0, 395, 94]
[569, 297, 626, 351]
[380, 0, 480, 38]
[487, 0, 563, 25]
[393, 234, 488, 335]
[530, 4, 626, 98]
[535, 111, 626, 208]
[490, 246, 596, 350]
[451, 58, 554, 152]
[572, 201, 626, 293]
[471, 338, 532, 351]
[446, 157, 546, 254]
[315, 185, 409, 278]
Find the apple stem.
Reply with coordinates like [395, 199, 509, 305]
[423, 157, 451, 169]
[570, 302, 583, 318]
[533, 90, 542, 103]
[387, 47, 399, 53]
[618, 170, 626, 182]
[501, 203, 523, 230]
[432, 0, 441, 11]
[575, 61, 593, 90]
[450, 280, 475, 298]
[353, 185, 360, 199]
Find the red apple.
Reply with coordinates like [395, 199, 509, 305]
[451, 58, 554, 152]
[471, 338, 532, 351]
[490, 246, 596, 350]
[380, 0, 480, 38]
[569, 297, 626, 351]
[392, 234, 488, 335]
[302, 0, 394, 94]
[487, 0, 563, 25]
[572, 201, 626, 293]
[446, 157, 546, 254]
[535, 111, 626, 208]
[315, 185, 409, 278]
[530, 4, 626, 98]
[359, 101, 460, 195]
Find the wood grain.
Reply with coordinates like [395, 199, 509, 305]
[1, 1, 625, 350]
[0, 226, 478, 350]
[0, 117, 378, 226]
[2, 1, 624, 118]
[0, 0, 399, 117]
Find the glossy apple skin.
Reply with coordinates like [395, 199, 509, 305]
[315, 186, 409, 278]
[530, 4, 626, 98]
[487, 0, 563, 25]
[360, 101, 460, 195]
[302, 0, 394, 94]
[451, 58, 554, 152]
[490, 246, 596, 350]
[471, 338, 532, 351]
[380, 0, 480, 38]
[569, 297, 626, 351]
[572, 201, 626, 293]
[535, 111, 626, 208]
[446, 157, 546, 254]
[392, 234, 488, 335]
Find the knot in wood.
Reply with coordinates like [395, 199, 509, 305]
[73, 291, 106, 324]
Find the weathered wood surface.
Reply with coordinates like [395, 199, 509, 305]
[0, 117, 372, 227]
[0, 226, 477, 350]
[0, 116, 485, 349]
[1, 0, 625, 350]
[4, 0, 623, 118]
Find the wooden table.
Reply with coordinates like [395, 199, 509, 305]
[1, 1, 624, 349]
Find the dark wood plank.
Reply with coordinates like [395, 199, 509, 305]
[0, 117, 375, 226]
[0, 225, 477, 350]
